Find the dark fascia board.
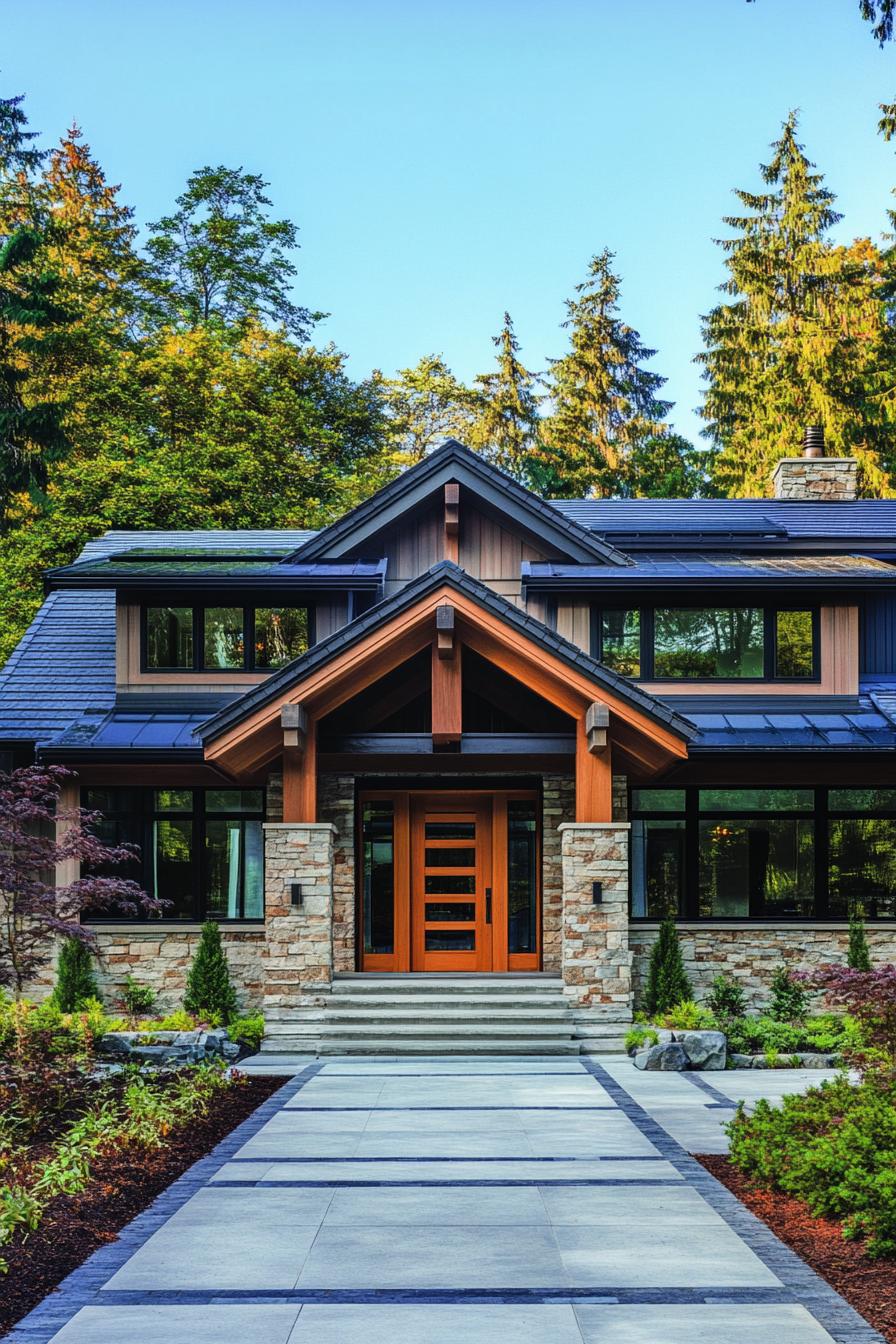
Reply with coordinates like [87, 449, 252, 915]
[520, 564, 896, 598]
[44, 560, 387, 596]
[39, 746, 206, 763]
[283, 441, 632, 567]
[198, 559, 694, 745]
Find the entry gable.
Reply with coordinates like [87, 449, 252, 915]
[198, 562, 694, 797]
[282, 441, 632, 567]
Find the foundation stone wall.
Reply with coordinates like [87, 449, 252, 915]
[319, 774, 356, 974]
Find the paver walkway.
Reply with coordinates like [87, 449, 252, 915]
[9, 1058, 882, 1344]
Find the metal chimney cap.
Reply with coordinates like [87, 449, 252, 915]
[802, 425, 825, 459]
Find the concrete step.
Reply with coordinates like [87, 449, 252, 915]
[267, 996, 571, 1018]
[261, 1036, 585, 1056]
[265, 1020, 577, 1038]
[328, 978, 565, 994]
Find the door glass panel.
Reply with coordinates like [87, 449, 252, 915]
[425, 874, 475, 894]
[508, 801, 537, 953]
[425, 902, 475, 921]
[425, 847, 475, 866]
[425, 821, 475, 839]
[363, 803, 394, 954]
[425, 930, 475, 950]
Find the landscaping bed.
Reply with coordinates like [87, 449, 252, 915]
[699, 1153, 896, 1344]
[0, 1071, 282, 1336]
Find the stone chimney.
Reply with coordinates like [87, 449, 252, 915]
[771, 426, 857, 501]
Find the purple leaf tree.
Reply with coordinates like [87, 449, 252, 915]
[0, 764, 164, 995]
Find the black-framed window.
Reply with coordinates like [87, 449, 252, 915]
[592, 606, 818, 681]
[143, 605, 310, 672]
[82, 787, 265, 921]
[631, 786, 896, 920]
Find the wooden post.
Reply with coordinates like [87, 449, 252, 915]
[431, 616, 461, 748]
[444, 483, 460, 563]
[575, 715, 612, 821]
[282, 708, 316, 822]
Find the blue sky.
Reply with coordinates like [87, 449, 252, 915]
[5, 0, 895, 444]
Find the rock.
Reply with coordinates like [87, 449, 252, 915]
[678, 1030, 727, 1071]
[730, 1053, 754, 1069]
[795, 1052, 836, 1069]
[634, 1042, 689, 1071]
[749, 1055, 769, 1068]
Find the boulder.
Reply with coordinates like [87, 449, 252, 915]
[634, 1042, 689, 1071]
[729, 1053, 755, 1069]
[678, 1030, 727, 1072]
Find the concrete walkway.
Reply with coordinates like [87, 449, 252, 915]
[9, 1058, 881, 1344]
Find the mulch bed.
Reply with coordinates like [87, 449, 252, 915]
[0, 1074, 283, 1337]
[699, 1154, 896, 1343]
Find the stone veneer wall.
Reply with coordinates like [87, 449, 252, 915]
[90, 928, 265, 1013]
[771, 456, 858, 501]
[262, 822, 335, 1010]
[542, 775, 574, 972]
[319, 774, 356, 973]
[630, 924, 896, 1010]
[559, 822, 631, 1018]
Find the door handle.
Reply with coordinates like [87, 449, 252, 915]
[485, 888, 492, 924]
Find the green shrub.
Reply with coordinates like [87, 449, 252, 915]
[768, 966, 811, 1023]
[848, 914, 872, 971]
[184, 922, 238, 1021]
[51, 938, 99, 1012]
[147, 1010, 198, 1032]
[660, 1000, 717, 1031]
[706, 974, 747, 1021]
[227, 1013, 264, 1053]
[120, 977, 157, 1022]
[624, 1025, 659, 1055]
[728, 1073, 896, 1257]
[643, 917, 692, 1018]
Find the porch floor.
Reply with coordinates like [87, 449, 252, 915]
[11, 1058, 873, 1344]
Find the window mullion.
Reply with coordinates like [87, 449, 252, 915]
[643, 608, 654, 679]
[685, 788, 699, 919]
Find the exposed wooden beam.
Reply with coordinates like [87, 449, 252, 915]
[432, 641, 462, 749]
[444, 483, 460, 563]
[283, 717, 317, 821]
[575, 717, 613, 821]
[585, 701, 609, 754]
[436, 603, 456, 659]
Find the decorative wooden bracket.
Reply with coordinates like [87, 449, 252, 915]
[281, 702, 308, 751]
[585, 701, 609, 754]
[436, 603, 456, 659]
[444, 483, 460, 562]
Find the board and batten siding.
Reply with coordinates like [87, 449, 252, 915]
[861, 594, 896, 676]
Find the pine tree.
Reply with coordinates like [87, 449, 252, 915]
[52, 935, 100, 1010]
[539, 250, 673, 498]
[643, 916, 692, 1019]
[848, 911, 872, 970]
[470, 313, 542, 484]
[184, 920, 238, 1021]
[699, 112, 892, 497]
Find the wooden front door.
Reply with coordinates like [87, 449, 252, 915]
[410, 795, 492, 971]
[358, 789, 540, 973]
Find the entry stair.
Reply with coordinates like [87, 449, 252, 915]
[261, 975, 627, 1055]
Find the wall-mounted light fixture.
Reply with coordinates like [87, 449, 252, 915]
[592, 881, 603, 905]
[290, 883, 303, 907]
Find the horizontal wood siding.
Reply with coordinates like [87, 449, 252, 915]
[861, 595, 896, 675]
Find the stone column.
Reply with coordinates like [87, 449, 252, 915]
[559, 822, 632, 1023]
[262, 822, 335, 1011]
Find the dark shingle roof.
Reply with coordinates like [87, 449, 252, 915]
[522, 553, 896, 593]
[77, 528, 317, 561]
[665, 694, 896, 752]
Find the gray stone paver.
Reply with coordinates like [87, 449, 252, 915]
[9, 1056, 883, 1344]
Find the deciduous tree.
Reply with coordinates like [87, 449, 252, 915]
[381, 354, 478, 465]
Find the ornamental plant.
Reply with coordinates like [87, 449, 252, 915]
[848, 912, 872, 971]
[706, 972, 747, 1021]
[642, 916, 692, 1018]
[0, 765, 162, 995]
[52, 937, 99, 1011]
[768, 965, 811, 1023]
[184, 921, 238, 1021]
[804, 964, 896, 1072]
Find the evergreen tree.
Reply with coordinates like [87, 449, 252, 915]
[381, 354, 478, 465]
[768, 965, 811, 1023]
[643, 916, 692, 1018]
[145, 165, 316, 338]
[470, 312, 542, 484]
[699, 113, 893, 497]
[540, 250, 673, 498]
[52, 935, 99, 1010]
[184, 920, 238, 1020]
[848, 911, 872, 970]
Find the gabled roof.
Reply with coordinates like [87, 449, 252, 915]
[199, 560, 693, 746]
[284, 441, 633, 567]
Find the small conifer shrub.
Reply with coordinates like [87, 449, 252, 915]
[848, 912, 872, 971]
[184, 921, 238, 1021]
[643, 916, 692, 1018]
[52, 936, 100, 1011]
[706, 972, 747, 1021]
[768, 966, 811, 1023]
